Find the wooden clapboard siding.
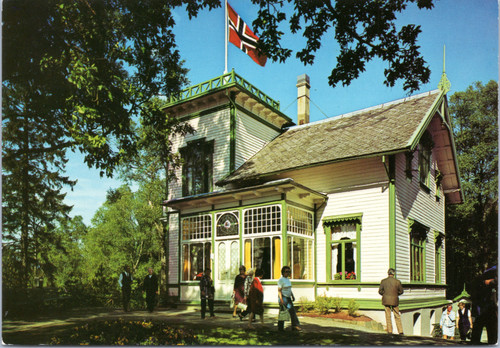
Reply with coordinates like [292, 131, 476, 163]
[235, 112, 280, 170]
[169, 108, 231, 200]
[273, 157, 390, 283]
[394, 149, 446, 284]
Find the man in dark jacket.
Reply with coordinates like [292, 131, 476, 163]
[379, 268, 404, 335]
[471, 265, 497, 344]
[142, 267, 159, 313]
[119, 266, 133, 312]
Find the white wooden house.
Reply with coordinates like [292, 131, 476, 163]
[162, 70, 463, 336]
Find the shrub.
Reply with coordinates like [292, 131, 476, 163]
[298, 297, 314, 312]
[332, 297, 343, 313]
[50, 319, 200, 345]
[347, 299, 360, 316]
[314, 294, 335, 314]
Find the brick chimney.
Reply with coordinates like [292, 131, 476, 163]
[297, 74, 310, 125]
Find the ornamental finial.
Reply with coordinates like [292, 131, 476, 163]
[438, 45, 451, 94]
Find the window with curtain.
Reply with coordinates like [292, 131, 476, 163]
[181, 214, 212, 281]
[323, 214, 361, 282]
[287, 206, 314, 280]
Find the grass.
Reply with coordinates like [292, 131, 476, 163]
[48, 319, 338, 346]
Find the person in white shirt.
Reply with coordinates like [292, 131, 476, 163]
[277, 266, 301, 331]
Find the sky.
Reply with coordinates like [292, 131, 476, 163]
[63, 0, 499, 225]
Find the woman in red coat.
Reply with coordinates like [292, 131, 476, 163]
[247, 268, 264, 329]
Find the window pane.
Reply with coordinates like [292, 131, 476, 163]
[181, 215, 212, 240]
[272, 237, 281, 280]
[331, 223, 356, 240]
[244, 239, 252, 270]
[182, 244, 189, 281]
[230, 241, 239, 278]
[204, 242, 211, 273]
[244, 205, 281, 235]
[288, 237, 313, 280]
[254, 237, 272, 279]
[190, 243, 205, 280]
[287, 206, 313, 236]
[217, 242, 228, 280]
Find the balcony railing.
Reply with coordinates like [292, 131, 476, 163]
[166, 69, 280, 110]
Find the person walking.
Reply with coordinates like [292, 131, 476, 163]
[378, 268, 404, 335]
[118, 266, 133, 312]
[247, 268, 264, 330]
[142, 267, 158, 313]
[238, 268, 254, 320]
[232, 265, 246, 318]
[277, 266, 301, 332]
[200, 268, 215, 319]
[440, 303, 456, 339]
[456, 300, 472, 341]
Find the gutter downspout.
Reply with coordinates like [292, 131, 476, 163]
[382, 155, 397, 269]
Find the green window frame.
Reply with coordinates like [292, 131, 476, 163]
[323, 213, 362, 283]
[180, 138, 214, 197]
[434, 231, 444, 283]
[418, 131, 433, 188]
[180, 214, 212, 282]
[408, 218, 428, 283]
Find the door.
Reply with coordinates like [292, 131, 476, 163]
[215, 239, 239, 300]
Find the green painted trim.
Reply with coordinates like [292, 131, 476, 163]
[408, 91, 445, 151]
[323, 214, 362, 283]
[229, 98, 236, 173]
[165, 70, 290, 118]
[281, 201, 288, 268]
[323, 213, 363, 225]
[388, 155, 396, 269]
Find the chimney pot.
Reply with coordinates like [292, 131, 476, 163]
[297, 74, 310, 125]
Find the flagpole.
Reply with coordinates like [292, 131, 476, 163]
[224, 0, 228, 73]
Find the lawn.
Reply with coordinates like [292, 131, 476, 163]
[48, 319, 336, 346]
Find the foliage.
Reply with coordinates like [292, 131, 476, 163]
[333, 297, 343, 313]
[81, 185, 162, 302]
[314, 294, 336, 314]
[347, 299, 360, 316]
[334, 271, 356, 280]
[50, 319, 200, 345]
[252, 0, 434, 93]
[446, 80, 498, 298]
[298, 297, 315, 312]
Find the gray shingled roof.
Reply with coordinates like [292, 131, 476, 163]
[218, 90, 442, 185]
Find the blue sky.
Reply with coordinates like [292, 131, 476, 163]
[64, 0, 498, 225]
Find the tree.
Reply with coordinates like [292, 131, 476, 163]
[117, 98, 193, 304]
[81, 185, 163, 304]
[446, 80, 498, 298]
[2, 0, 436, 289]
[252, 0, 434, 93]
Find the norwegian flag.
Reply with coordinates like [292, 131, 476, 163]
[227, 3, 267, 67]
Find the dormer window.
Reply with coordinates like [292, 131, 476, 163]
[181, 138, 214, 197]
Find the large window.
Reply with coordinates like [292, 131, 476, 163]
[324, 214, 361, 282]
[409, 219, 428, 283]
[243, 205, 282, 279]
[181, 215, 212, 281]
[181, 138, 214, 197]
[418, 132, 433, 188]
[287, 206, 314, 280]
